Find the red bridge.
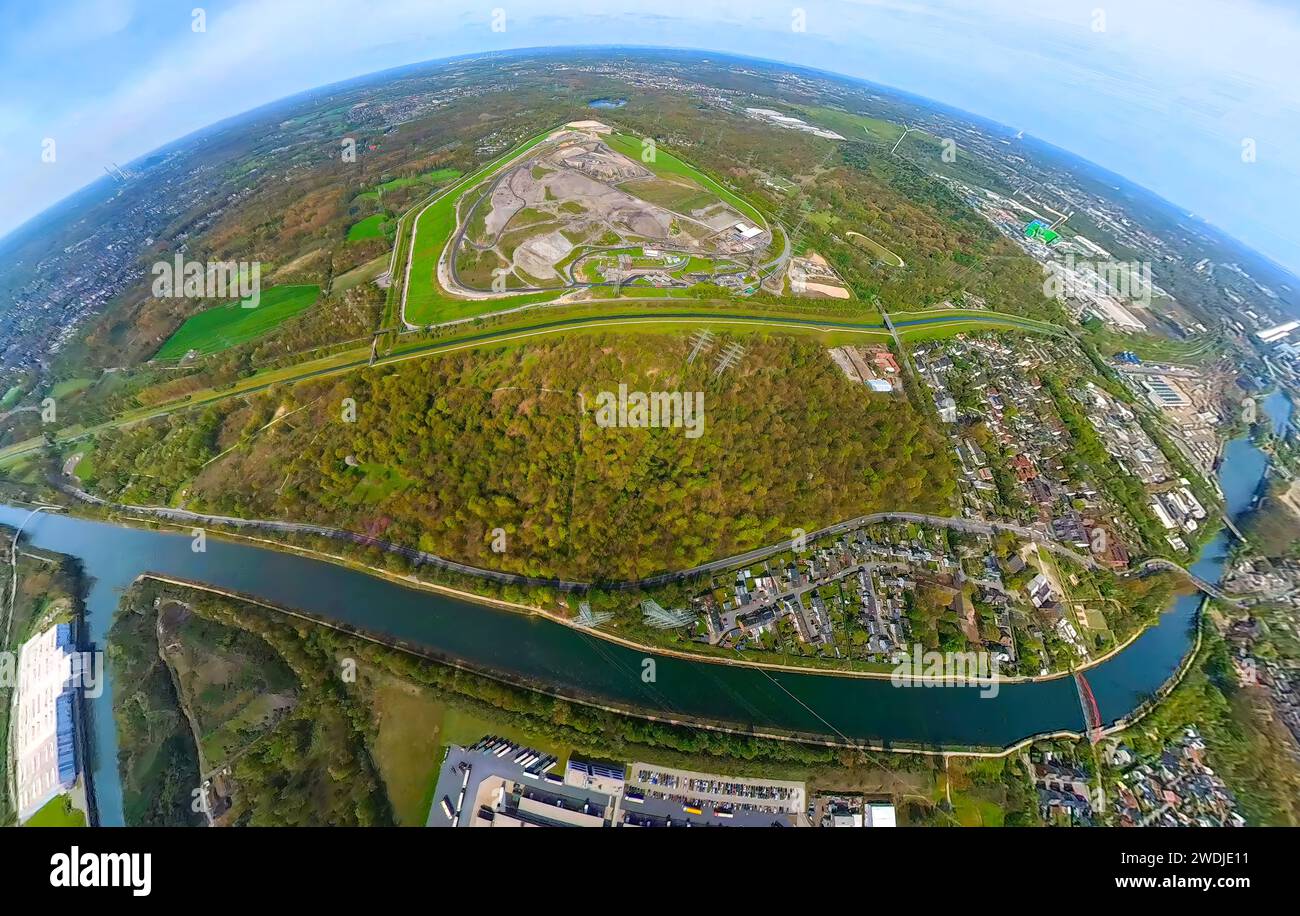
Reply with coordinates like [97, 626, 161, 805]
[1073, 671, 1103, 744]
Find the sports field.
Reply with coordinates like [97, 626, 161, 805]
[155, 284, 321, 359]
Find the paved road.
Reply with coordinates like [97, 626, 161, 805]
[699, 509, 1106, 578]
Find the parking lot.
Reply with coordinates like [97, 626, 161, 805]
[625, 763, 805, 826]
[426, 737, 563, 827]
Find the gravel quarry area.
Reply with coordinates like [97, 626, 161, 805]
[445, 127, 770, 297]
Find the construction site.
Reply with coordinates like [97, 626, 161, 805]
[445, 123, 780, 296]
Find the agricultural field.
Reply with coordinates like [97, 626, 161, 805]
[155, 284, 320, 359]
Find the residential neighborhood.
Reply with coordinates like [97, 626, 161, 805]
[1109, 729, 1245, 828]
[688, 519, 1096, 675]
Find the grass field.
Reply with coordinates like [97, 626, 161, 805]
[155, 284, 321, 359]
[23, 794, 86, 827]
[950, 790, 1007, 827]
[364, 673, 570, 826]
[847, 230, 905, 267]
[793, 105, 915, 146]
[362, 672, 446, 825]
[345, 462, 415, 505]
[346, 213, 390, 242]
[0, 385, 22, 410]
[892, 308, 1064, 341]
[50, 377, 95, 399]
[356, 168, 462, 201]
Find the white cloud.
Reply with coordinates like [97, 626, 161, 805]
[2, 0, 1298, 269]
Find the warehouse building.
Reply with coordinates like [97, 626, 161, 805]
[14, 624, 82, 822]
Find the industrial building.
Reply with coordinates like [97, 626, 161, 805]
[13, 624, 82, 823]
[1256, 320, 1300, 344]
[1139, 375, 1191, 408]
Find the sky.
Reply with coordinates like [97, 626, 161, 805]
[2, 0, 1298, 272]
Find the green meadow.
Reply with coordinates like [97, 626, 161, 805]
[793, 105, 917, 146]
[23, 795, 86, 827]
[346, 213, 391, 242]
[357, 168, 462, 201]
[847, 230, 905, 267]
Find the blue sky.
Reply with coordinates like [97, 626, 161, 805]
[2, 0, 1298, 272]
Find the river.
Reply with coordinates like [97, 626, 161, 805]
[0, 391, 1288, 826]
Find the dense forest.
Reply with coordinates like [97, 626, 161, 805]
[111, 582, 392, 827]
[80, 333, 957, 579]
